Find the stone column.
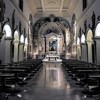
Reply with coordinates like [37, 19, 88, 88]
[46, 38, 49, 54]
[24, 44, 28, 59]
[57, 37, 59, 54]
[44, 37, 46, 54]
[94, 37, 100, 65]
[87, 40, 92, 63]
[19, 43, 24, 61]
[81, 43, 88, 62]
[4, 37, 12, 64]
[30, 43, 33, 57]
[77, 44, 81, 60]
[13, 40, 19, 62]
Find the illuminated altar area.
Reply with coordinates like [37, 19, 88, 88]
[42, 32, 62, 62]
[42, 54, 62, 62]
[32, 15, 75, 59]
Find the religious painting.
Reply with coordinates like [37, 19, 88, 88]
[49, 40, 57, 51]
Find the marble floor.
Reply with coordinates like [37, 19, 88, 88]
[9, 63, 96, 100]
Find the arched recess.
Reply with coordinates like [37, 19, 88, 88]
[86, 29, 93, 62]
[13, 30, 20, 62]
[2, 23, 12, 63]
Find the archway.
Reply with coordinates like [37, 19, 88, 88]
[2, 23, 12, 63]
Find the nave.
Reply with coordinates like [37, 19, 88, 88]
[7, 61, 97, 100]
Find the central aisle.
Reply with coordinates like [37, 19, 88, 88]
[12, 63, 95, 100]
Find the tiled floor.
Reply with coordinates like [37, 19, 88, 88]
[9, 63, 96, 100]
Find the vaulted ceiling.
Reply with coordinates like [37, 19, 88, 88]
[27, 0, 79, 18]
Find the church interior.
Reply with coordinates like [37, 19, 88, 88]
[0, 0, 100, 100]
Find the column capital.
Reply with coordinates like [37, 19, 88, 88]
[13, 40, 19, 44]
[5, 37, 13, 40]
[19, 43, 24, 45]
[93, 36, 100, 40]
[86, 40, 93, 43]
[81, 43, 86, 45]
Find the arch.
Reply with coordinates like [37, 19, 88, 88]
[3, 23, 12, 37]
[14, 30, 20, 41]
[81, 34, 85, 43]
[95, 22, 100, 37]
[33, 14, 71, 38]
[38, 22, 62, 37]
[86, 29, 93, 41]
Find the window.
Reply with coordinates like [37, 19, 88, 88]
[19, 0, 23, 12]
[82, 0, 87, 11]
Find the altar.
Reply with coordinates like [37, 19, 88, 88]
[42, 54, 62, 63]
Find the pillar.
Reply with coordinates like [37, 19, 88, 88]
[57, 37, 60, 55]
[77, 44, 81, 60]
[4, 37, 12, 64]
[87, 40, 92, 63]
[13, 40, 19, 62]
[24, 44, 28, 58]
[81, 43, 87, 62]
[19, 43, 24, 61]
[46, 37, 49, 54]
[94, 37, 100, 65]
